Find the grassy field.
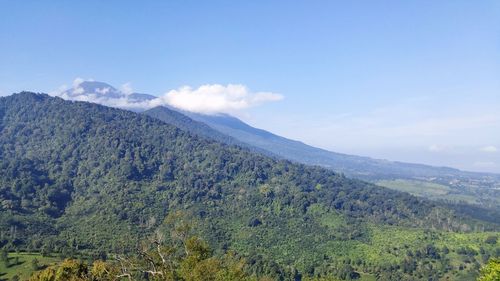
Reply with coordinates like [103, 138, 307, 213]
[376, 179, 478, 204]
[0, 252, 61, 280]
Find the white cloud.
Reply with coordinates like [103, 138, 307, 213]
[51, 79, 283, 114]
[48, 84, 68, 96]
[121, 82, 133, 95]
[95, 87, 110, 95]
[157, 84, 283, 114]
[72, 77, 84, 88]
[70, 77, 95, 96]
[480, 145, 497, 153]
[72, 86, 84, 95]
[428, 144, 447, 152]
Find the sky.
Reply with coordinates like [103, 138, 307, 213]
[0, 0, 499, 173]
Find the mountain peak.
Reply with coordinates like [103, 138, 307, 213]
[64, 80, 122, 99]
[58, 81, 157, 110]
[78, 81, 117, 91]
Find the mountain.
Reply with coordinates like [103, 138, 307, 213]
[128, 92, 157, 101]
[57, 81, 497, 180]
[143, 106, 253, 150]
[58, 81, 496, 181]
[59, 81, 500, 211]
[63, 81, 124, 99]
[61, 81, 157, 110]
[1, 92, 498, 280]
[145, 106, 500, 215]
[184, 112, 483, 178]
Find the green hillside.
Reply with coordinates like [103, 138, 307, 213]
[0, 251, 61, 280]
[143, 106, 247, 148]
[0, 93, 498, 280]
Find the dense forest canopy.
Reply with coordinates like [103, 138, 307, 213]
[0, 93, 498, 280]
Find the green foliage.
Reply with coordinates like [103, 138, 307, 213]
[477, 258, 500, 281]
[377, 179, 500, 222]
[29, 259, 91, 281]
[1, 93, 499, 280]
[377, 179, 453, 198]
[485, 235, 498, 245]
[31, 257, 40, 270]
[29, 232, 262, 281]
[143, 106, 247, 149]
[177, 104, 500, 215]
[1, 248, 8, 268]
[0, 252, 61, 280]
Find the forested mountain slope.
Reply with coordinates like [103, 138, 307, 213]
[143, 106, 255, 150]
[1, 93, 498, 280]
[144, 106, 500, 214]
[184, 111, 500, 210]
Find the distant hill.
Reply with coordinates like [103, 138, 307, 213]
[1, 92, 497, 280]
[185, 112, 488, 178]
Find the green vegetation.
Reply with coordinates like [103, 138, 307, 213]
[0, 252, 61, 280]
[377, 179, 453, 198]
[28, 225, 264, 281]
[0, 93, 499, 280]
[143, 106, 248, 149]
[377, 179, 486, 205]
[148, 104, 500, 216]
[377, 179, 500, 225]
[375, 178, 500, 208]
[477, 258, 500, 281]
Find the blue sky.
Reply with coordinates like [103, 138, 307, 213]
[0, 1, 499, 172]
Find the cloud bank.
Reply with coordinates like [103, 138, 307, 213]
[428, 144, 449, 153]
[158, 84, 283, 114]
[52, 79, 283, 115]
[120, 82, 134, 95]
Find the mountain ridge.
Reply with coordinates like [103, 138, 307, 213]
[58, 80, 498, 177]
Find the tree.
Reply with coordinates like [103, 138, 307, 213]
[477, 258, 500, 281]
[29, 225, 263, 281]
[29, 259, 90, 281]
[0, 248, 8, 267]
[31, 258, 40, 270]
[485, 235, 497, 245]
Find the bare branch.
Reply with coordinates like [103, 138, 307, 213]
[143, 270, 164, 276]
[155, 240, 167, 265]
